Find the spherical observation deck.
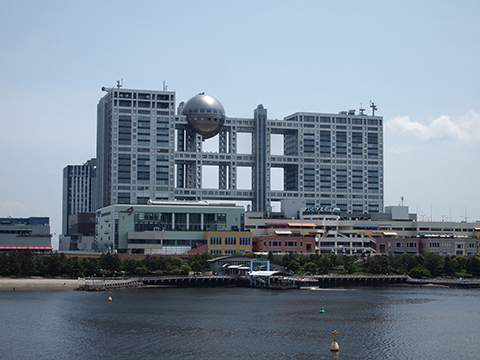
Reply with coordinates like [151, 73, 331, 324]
[181, 93, 225, 139]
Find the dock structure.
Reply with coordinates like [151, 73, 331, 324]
[303, 275, 409, 287]
[405, 277, 480, 288]
[76, 274, 480, 291]
[143, 275, 241, 287]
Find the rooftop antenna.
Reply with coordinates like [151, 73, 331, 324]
[370, 101, 377, 116]
[401, 196, 404, 206]
[116, 79, 123, 88]
[359, 103, 365, 115]
[163, 81, 168, 91]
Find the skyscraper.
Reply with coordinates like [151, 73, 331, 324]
[96, 86, 383, 214]
[62, 158, 96, 235]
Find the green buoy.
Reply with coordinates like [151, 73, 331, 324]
[319, 296, 325, 313]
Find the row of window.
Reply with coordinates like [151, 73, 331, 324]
[264, 240, 305, 247]
[209, 237, 252, 246]
[393, 242, 417, 248]
[209, 249, 244, 254]
[430, 242, 476, 249]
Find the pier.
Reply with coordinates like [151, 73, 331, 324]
[297, 275, 409, 288]
[76, 274, 480, 291]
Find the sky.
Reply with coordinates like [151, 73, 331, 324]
[1, 1, 479, 249]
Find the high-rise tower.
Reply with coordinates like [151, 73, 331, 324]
[96, 86, 383, 215]
[62, 158, 96, 234]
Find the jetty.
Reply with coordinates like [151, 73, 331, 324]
[75, 274, 480, 291]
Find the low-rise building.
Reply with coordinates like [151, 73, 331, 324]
[375, 238, 421, 256]
[59, 213, 96, 251]
[0, 217, 51, 252]
[95, 201, 248, 254]
[253, 235, 316, 255]
[245, 206, 480, 257]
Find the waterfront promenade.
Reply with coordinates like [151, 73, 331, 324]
[3, 274, 480, 291]
[77, 274, 480, 290]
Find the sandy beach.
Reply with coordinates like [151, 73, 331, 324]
[0, 277, 82, 291]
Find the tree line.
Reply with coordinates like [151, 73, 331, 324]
[0, 251, 214, 278]
[1, 250, 480, 279]
[274, 252, 480, 278]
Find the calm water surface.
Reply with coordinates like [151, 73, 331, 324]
[1, 285, 479, 360]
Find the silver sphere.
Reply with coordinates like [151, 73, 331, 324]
[182, 93, 225, 139]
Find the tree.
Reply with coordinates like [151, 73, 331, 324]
[409, 265, 431, 278]
[286, 259, 301, 274]
[423, 253, 443, 277]
[443, 256, 457, 277]
[466, 255, 480, 277]
[190, 261, 204, 274]
[319, 255, 333, 274]
[7, 252, 20, 276]
[344, 260, 356, 274]
[134, 266, 148, 276]
[18, 250, 35, 276]
[44, 252, 68, 277]
[267, 251, 274, 262]
[99, 253, 121, 273]
[82, 257, 98, 277]
[366, 255, 390, 274]
[181, 264, 192, 275]
[303, 261, 318, 275]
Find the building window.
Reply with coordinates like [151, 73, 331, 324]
[239, 237, 251, 246]
[429, 242, 440, 248]
[210, 237, 222, 246]
[225, 237, 237, 246]
[268, 241, 281, 247]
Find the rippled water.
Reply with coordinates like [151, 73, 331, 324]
[1, 286, 479, 360]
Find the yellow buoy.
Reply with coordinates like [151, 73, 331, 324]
[330, 330, 339, 352]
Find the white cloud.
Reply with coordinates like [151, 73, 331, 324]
[389, 145, 413, 154]
[386, 110, 480, 143]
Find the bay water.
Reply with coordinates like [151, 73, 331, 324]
[1, 285, 479, 359]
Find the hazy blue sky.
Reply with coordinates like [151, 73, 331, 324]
[1, 1, 479, 247]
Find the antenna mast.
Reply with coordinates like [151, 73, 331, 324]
[370, 101, 377, 116]
[359, 103, 365, 115]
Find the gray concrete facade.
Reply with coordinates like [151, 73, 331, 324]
[96, 87, 383, 214]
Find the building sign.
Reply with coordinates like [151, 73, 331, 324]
[303, 206, 341, 214]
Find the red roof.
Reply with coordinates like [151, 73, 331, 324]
[0, 246, 52, 250]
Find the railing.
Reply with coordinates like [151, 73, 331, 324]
[84, 277, 140, 286]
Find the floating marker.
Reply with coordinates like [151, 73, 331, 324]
[330, 330, 340, 352]
[319, 296, 325, 313]
[107, 291, 112, 302]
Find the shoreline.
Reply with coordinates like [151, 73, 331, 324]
[0, 277, 81, 291]
[2, 275, 479, 291]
